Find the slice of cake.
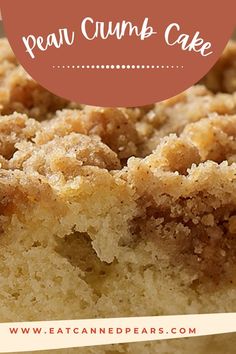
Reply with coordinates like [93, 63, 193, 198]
[0, 39, 236, 354]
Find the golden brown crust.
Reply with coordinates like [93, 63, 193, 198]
[182, 114, 236, 162]
[10, 133, 121, 175]
[37, 107, 140, 160]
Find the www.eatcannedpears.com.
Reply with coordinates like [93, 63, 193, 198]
[8, 326, 197, 335]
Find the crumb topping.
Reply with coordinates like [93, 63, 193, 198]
[0, 38, 236, 289]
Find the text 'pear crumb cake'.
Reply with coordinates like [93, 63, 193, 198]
[0, 39, 236, 354]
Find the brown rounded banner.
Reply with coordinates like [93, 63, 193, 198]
[1, 0, 235, 107]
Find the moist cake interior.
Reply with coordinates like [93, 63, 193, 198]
[0, 39, 236, 354]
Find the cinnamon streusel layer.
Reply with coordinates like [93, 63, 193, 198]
[0, 39, 236, 354]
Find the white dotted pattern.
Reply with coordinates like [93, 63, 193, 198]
[52, 65, 184, 69]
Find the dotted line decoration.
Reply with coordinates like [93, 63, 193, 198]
[52, 65, 184, 70]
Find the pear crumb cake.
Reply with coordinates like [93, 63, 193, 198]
[0, 39, 236, 354]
